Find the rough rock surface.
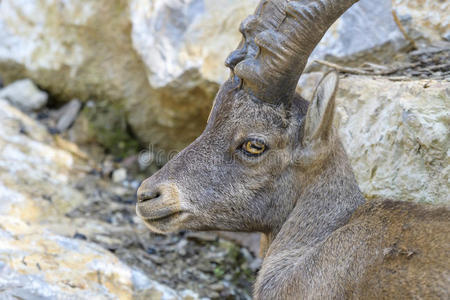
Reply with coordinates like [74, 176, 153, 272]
[298, 74, 450, 204]
[0, 216, 143, 300]
[310, 0, 406, 66]
[130, 0, 258, 89]
[393, 0, 450, 43]
[0, 0, 162, 148]
[0, 99, 83, 224]
[0, 0, 446, 152]
[0, 99, 201, 299]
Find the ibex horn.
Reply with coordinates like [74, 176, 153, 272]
[226, 0, 359, 105]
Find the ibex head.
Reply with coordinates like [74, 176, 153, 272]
[137, 0, 358, 235]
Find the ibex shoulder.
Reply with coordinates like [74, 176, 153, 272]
[338, 199, 450, 299]
[255, 200, 450, 299]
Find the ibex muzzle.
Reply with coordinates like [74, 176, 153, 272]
[137, 0, 450, 298]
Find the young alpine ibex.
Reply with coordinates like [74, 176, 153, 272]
[137, 0, 450, 298]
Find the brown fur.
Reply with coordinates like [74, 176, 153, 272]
[137, 72, 450, 298]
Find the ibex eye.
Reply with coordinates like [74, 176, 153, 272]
[242, 139, 267, 156]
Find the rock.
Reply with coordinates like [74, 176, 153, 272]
[0, 216, 132, 299]
[0, 216, 198, 300]
[210, 283, 225, 292]
[55, 99, 82, 132]
[101, 158, 115, 178]
[130, 0, 258, 89]
[1, 0, 446, 152]
[310, 0, 407, 66]
[207, 291, 221, 299]
[0, 0, 159, 147]
[0, 98, 201, 299]
[0, 99, 86, 224]
[113, 168, 128, 183]
[298, 74, 450, 204]
[392, 0, 450, 44]
[0, 79, 48, 111]
[444, 31, 450, 42]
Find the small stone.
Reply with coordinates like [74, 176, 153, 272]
[177, 239, 188, 256]
[0, 79, 48, 111]
[146, 248, 157, 255]
[178, 248, 187, 257]
[111, 186, 129, 197]
[249, 258, 262, 272]
[112, 168, 127, 183]
[130, 180, 140, 190]
[207, 291, 220, 299]
[443, 31, 450, 42]
[240, 248, 253, 262]
[102, 159, 114, 177]
[48, 127, 60, 135]
[209, 283, 225, 292]
[73, 232, 87, 240]
[55, 99, 82, 132]
[224, 274, 233, 281]
[148, 254, 165, 265]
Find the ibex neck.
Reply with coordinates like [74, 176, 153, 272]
[264, 145, 365, 257]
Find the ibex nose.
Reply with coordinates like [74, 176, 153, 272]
[137, 180, 161, 203]
[137, 189, 161, 203]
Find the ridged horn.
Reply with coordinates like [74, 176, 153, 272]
[226, 0, 359, 105]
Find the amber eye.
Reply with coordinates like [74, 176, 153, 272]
[242, 139, 267, 156]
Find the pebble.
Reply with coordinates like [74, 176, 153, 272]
[73, 232, 87, 240]
[207, 291, 220, 299]
[249, 258, 262, 272]
[443, 31, 450, 42]
[209, 283, 225, 291]
[177, 239, 188, 256]
[148, 254, 165, 265]
[0, 79, 48, 111]
[112, 168, 127, 183]
[240, 248, 253, 262]
[55, 99, 82, 132]
[102, 160, 115, 177]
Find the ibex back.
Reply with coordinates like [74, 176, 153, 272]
[137, 0, 450, 298]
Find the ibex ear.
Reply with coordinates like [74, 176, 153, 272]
[303, 71, 339, 143]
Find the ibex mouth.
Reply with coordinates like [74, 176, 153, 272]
[136, 202, 181, 221]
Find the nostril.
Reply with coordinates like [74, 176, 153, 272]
[138, 190, 161, 203]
